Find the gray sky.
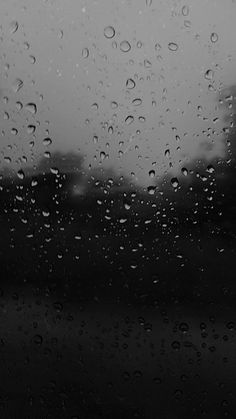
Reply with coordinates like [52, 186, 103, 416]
[1, 0, 236, 185]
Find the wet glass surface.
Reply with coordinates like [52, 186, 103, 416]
[0, 1, 236, 418]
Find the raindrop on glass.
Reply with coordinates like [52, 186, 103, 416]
[82, 47, 89, 58]
[126, 78, 136, 89]
[12, 78, 23, 93]
[25, 103, 37, 114]
[10, 20, 19, 33]
[120, 40, 131, 53]
[168, 42, 178, 52]
[125, 115, 134, 125]
[210, 32, 218, 43]
[204, 69, 214, 80]
[104, 26, 115, 39]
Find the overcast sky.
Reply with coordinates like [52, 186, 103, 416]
[1, 0, 236, 185]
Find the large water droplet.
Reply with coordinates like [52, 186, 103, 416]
[120, 40, 131, 52]
[104, 26, 115, 39]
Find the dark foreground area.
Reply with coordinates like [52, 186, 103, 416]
[0, 170, 236, 419]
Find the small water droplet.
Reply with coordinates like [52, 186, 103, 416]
[149, 169, 155, 178]
[210, 32, 218, 43]
[132, 98, 142, 106]
[10, 20, 19, 34]
[120, 40, 131, 53]
[12, 78, 23, 93]
[125, 115, 134, 125]
[100, 151, 106, 160]
[206, 164, 214, 173]
[25, 102, 37, 114]
[204, 69, 214, 80]
[147, 185, 156, 195]
[126, 78, 136, 89]
[171, 177, 179, 188]
[33, 334, 43, 345]
[171, 341, 180, 350]
[155, 43, 162, 51]
[82, 47, 89, 58]
[104, 26, 115, 39]
[181, 167, 188, 176]
[43, 137, 52, 146]
[27, 125, 36, 134]
[168, 42, 178, 51]
[17, 169, 25, 180]
[182, 5, 189, 16]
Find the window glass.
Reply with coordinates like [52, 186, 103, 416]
[1, 1, 236, 418]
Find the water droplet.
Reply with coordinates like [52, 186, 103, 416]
[184, 20, 191, 28]
[27, 125, 36, 134]
[120, 40, 131, 52]
[17, 169, 25, 180]
[206, 164, 214, 173]
[210, 32, 218, 43]
[10, 20, 19, 34]
[124, 202, 131, 210]
[25, 102, 37, 114]
[125, 115, 134, 125]
[33, 334, 43, 345]
[29, 55, 36, 64]
[171, 177, 179, 188]
[155, 43, 162, 51]
[179, 322, 189, 332]
[171, 341, 180, 350]
[11, 128, 18, 135]
[100, 151, 106, 160]
[16, 101, 23, 111]
[181, 167, 188, 176]
[144, 59, 152, 68]
[111, 101, 118, 109]
[126, 78, 136, 89]
[132, 98, 142, 106]
[43, 137, 52, 146]
[104, 26, 115, 39]
[165, 149, 170, 157]
[147, 185, 156, 195]
[168, 42, 178, 51]
[204, 69, 214, 80]
[182, 5, 189, 16]
[82, 47, 89, 58]
[12, 78, 23, 93]
[149, 169, 155, 178]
